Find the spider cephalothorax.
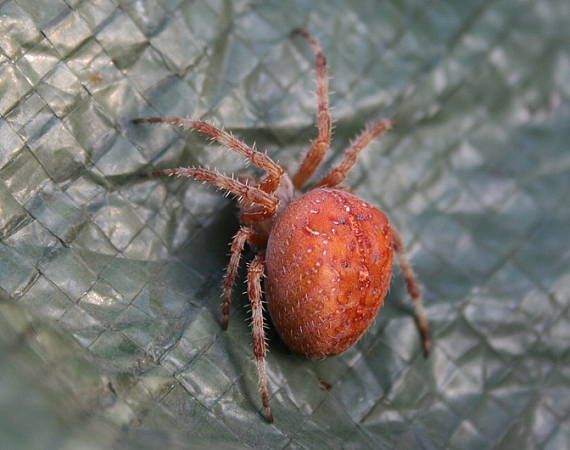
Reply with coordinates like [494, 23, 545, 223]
[134, 29, 429, 423]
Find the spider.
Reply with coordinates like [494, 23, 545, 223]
[134, 29, 430, 423]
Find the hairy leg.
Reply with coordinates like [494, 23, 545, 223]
[143, 168, 278, 214]
[391, 226, 430, 356]
[134, 118, 283, 193]
[316, 119, 394, 188]
[292, 29, 332, 189]
[247, 252, 273, 422]
[222, 227, 254, 330]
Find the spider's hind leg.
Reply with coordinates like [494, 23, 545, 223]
[391, 226, 430, 356]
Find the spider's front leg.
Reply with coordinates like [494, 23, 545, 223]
[134, 118, 281, 336]
[316, 119, 394, 188]
[247, 252, 273, 422]
[134, 118, 284, 193]
[292, 29, 332, 188]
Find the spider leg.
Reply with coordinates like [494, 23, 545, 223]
[292, 29, 332, 189]
[223, 227, 251, 330]
[133, 118, 284, 193]
[144, 168, 278, 214]
[391, 226, 430, 356]
[237, 174, 257, 186]
[222, 227, 267, 330]
[316, 119, 394, 188]
[247, 252, 273, 422]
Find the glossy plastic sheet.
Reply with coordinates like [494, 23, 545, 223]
[1, 0, 569, 448]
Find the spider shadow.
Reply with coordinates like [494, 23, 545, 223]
[170, 202, 291, 418]
[380, 275, 430, 357]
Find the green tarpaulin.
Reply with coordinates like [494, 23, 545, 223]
[1, 0, 569, 448]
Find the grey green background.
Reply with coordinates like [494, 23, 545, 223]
[1, 0, 569, 449]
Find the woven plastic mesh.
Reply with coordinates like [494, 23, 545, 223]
[1, 0, 569, 448]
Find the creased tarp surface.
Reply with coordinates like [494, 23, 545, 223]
[1, 0, 569, 448]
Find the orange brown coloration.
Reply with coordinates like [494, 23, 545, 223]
[316, 120, 395, 188]
[247, 252, 273, 423]
[134, 30, 430, 422]
[266, 189, 393, 358]
[292, 29, 332, 189]
[222, 227, 255, 330]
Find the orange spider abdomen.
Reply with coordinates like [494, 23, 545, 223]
[265, 188, 393, 359]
